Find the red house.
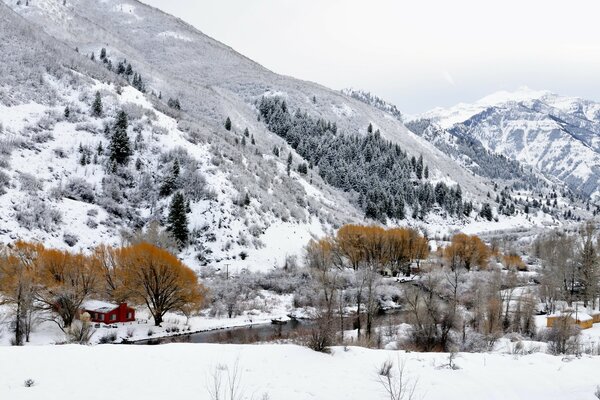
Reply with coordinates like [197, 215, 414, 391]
[81, 301, 135, 324]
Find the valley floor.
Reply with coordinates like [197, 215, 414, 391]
[1, 343, 600, 400]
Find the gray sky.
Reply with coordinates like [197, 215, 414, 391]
[141, 0, 600, 114]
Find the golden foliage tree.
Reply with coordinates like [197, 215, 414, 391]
[444, 233, 489, 271]
[118, 242, 205, 326]
[0, 241, 42, 344]
[502, 253, 526, 271]
[36, 247, 99, 329]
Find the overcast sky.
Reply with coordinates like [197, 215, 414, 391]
[141, 0, 600, 114]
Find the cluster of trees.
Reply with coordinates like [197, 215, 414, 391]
[258, 97, 470, 222]
[95, 48, 146, 93]
[301, 225, 539, 353]
[304, 225, 430, 346]
[0, 241, 205, 345]
[535, 221, 600, 312]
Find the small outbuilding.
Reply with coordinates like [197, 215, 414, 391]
[81, 300, 135, 324]
[546, 309, 593, 330]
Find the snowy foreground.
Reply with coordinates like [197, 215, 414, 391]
[2, 344, 600, 400]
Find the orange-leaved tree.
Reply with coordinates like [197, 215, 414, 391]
[118, 242, 205, 326]
[36, 247, 99, 330]
[502, 253, 526, 271]
[444, 233, 490, 271]
[0, 241, 43, 344]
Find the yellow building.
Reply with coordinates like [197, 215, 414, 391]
[546, 310, 594, 330]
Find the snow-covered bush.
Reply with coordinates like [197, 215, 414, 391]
[98, 331, 117, 344]
[15, 198, 62, 231]
[18, 172, 43, 193]
[63, 232, 79, 247]
[63, 177, 95, 203]
[0, 170, 10, 194]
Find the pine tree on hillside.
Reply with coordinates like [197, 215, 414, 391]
[109, 110, 131, 165]
[91, 91, 103, 117]
[367, 123, 373, 134]
[167, 192, 189, 248]
[243, 127, 250, 137]
[286, 153, 292, 176]
[416, 155, 424, 180]
[160, 159, 180, 197]
[480, 202, 493, 221]
[100, 47, 106, 60]
[225, 117, 232, 131]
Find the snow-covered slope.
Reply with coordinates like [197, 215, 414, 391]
[0, 1, 587, 273]
[418, 87, 600, 198]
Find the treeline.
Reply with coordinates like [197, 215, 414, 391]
[0, 241, 205, 345]
[258, 97, 470, 221]
[303, 224, 534, 352]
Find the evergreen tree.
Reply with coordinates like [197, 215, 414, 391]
[91, 91, 103, 117]
[116, 61, 125, 75]
[424, 165, 429, 179]
[167, 192, 189, 248]
[109, 110, 132, 165]
[243, 127, 250, 137]
[480, 202, 493, 221]
[225, 117, 232, 131]
[160, 159, 180, 196]
[416, 154, 424, 180]
[367, 123, 373, 134]
[286, 153, 292, 176]
[100, 47, 106, 60]
[64, 106, 70, 119]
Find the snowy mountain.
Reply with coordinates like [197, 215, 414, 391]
[0, 1, 587, 273]
[341, 88, 403, 122]
[418, 87, 600, 199]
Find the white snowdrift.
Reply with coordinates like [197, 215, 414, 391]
[1, 344, 600, 399]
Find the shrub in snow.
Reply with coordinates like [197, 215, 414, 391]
[53, 147, 67, 158]
[86, 217, 98, 229]
[18, 172, 43, 193]
[15, 198, 62, 231]
[0, 170, 10, 194]
[24, 379, 35, 388]
[98, 332, 117, 344]
[63, 177, 95, 203]
[63, 232, 79, 247]
[66, 321, 95, 344]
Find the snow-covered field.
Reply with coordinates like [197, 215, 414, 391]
[2, 343, 600, 400]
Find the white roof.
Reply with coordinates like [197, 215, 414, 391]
[548, 310, 593, 322]
[82, 300, 119, 313]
